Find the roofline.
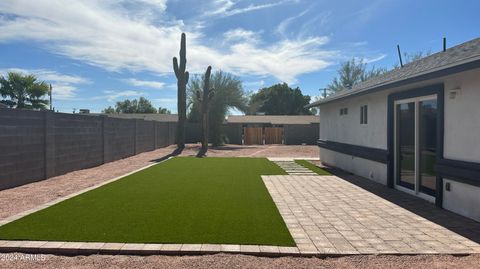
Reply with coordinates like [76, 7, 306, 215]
[306, 58, 480, 108]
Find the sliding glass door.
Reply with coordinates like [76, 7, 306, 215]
[419, 100, 437, 196]
[396, 102, 415, 190]
[394, 95, 437, 199]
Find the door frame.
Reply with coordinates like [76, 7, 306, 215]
[387, 84, 445, 207]
[394, 95, 437, 203]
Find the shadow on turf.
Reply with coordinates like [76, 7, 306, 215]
[150, 146, 184, 163]
[150, 144, 262, 161]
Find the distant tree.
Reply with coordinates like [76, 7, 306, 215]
[0, 72, 49, 109]
[104, 97, 157, 113]
[158, 107, 171, 114]
[394, 51, 432, 68]
[327, 58, 386, 93]
[248, 83, 312, 115]
[102, 106, 115, 114]
[188, 70, 247, 146]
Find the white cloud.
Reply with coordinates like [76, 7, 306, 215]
[94, 90, 143, 102]
[124, 78, 165, 89]
[154, 98, 177, 104]
[363, 54, 387, 63]
[0, 67, 90, 100]
[0, 0, 335, 83]
[212, 36, 334, 83]
[243, 80, 265, 89]
[276, 8, 309, 37]
[223, 28, 259, 44]
[205, 0, 293, 17]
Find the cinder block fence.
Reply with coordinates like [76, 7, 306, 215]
[0, 108, 176, 190]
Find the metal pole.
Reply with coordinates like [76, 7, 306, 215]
[397, 45, 403, 68]
[49, 84, 52, 110]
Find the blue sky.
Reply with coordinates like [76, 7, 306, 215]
[0, 0, 478, 113]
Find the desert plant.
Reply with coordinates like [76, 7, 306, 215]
[173, 33, 189, 150]
[188, 70, 247, 146]
[0, 72, 49, 109]
[196, 66, 215, 156]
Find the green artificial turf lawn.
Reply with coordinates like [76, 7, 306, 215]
[0, 157, 295, 246]
[294, 160, 331, 175]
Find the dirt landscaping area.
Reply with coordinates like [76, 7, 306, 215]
[1, 253, 479, 269]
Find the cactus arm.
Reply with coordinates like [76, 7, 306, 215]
[185, 71, 189, 84]
[179, 33, 186, 71]
[173, 57, 179, 78]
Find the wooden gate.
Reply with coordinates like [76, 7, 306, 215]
[243, 127, 263, 145]
[265, 127, 283, 144]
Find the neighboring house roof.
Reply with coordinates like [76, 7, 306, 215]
[94, 113, 178, 122]
[226, 115, 319, 125]
[0, 103, 8, 108]
[307, 37, 480, 107]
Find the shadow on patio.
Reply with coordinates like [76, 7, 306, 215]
[326, 167, 480, 245]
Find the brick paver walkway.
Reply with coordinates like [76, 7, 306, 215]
[272, 160, 317, 175]
[263, 175, 480, 255]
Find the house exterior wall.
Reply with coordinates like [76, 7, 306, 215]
[318, 68, 480, 222]
[442, 69, 480, 222]
[443, 70, 480, 162]
[320, 148, 388, 185]
[319, 89, 390, 149]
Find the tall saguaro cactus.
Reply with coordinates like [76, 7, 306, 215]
[196, 66, 215, 156]
[173, 33, 189, 150]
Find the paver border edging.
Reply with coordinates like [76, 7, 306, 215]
[0, 240, 474, 257]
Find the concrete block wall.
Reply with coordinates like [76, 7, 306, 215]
[185, 123, 201, 143]
[284, 123, 319, 145]
[0, 109, 46, 190]
[54, 113, 104, 176]
[0, 108, 176, 190]
[183, 122, 318, 145]
[135, 119, 155, 154]
[104, 117, 135, 163]
[222, 123, 242, 144]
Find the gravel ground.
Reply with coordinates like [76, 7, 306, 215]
[3, 144, 478, 268]
[0, 253, 479, 269]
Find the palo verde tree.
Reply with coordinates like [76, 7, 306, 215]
[173, 33, 189, 150]
[195, 66, 215, 156]
[327, 58, 386, 93]
[0, 72, 50, 109]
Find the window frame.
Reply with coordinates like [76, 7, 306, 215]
[360, 105, 368, 124]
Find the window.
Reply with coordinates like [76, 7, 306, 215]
[360, 105, 368, 124]
[339, 107, 348, 115]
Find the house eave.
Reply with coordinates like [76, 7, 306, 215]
[306, 58, 480, 108]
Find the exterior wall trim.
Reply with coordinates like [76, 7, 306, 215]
[435, 159, 480, 188]
[317, 139, 388, 164]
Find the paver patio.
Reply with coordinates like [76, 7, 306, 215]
[263, 173, 480, 255]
